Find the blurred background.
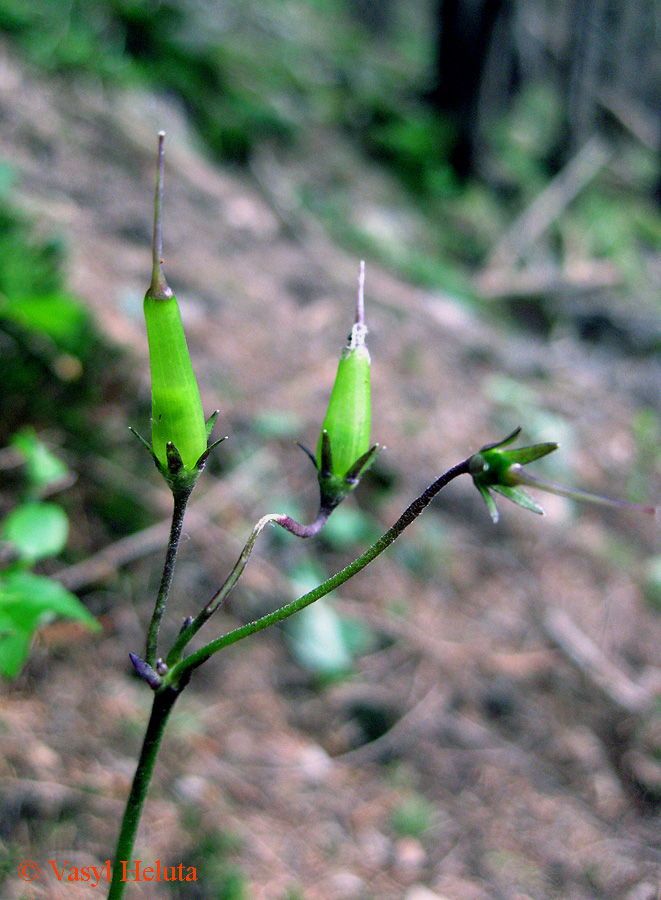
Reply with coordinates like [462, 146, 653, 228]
[1, 1, 661, 898]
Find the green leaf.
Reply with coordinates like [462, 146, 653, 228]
[0, 291, 87, 347]
[0, 570, 99, 677]
[1, 501, 69, 562]
[11, 428, 70, 489]
[0, 571, 99, 628]
[0, 628, 32, 679]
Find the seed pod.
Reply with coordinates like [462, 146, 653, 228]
[317, 338, 371, 480]
[144, 133, 207, 472]
[315, 263, 378, 509]
[145, 288, 207, 471]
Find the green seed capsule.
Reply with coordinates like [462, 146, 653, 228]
[317, 339, 371, 480]
[144, 288, 207, 471]
[144, 132, 207, 473]
[316, 262, 373, 489]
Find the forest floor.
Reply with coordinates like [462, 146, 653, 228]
[2, 46, 661, 900]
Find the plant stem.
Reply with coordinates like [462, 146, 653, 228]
[107, 686, 180, 900]
[167, 457, 472, 685]
[165, 508, 330, 666]
[146, 488, 190, 667]
[109, 455, 471, 898]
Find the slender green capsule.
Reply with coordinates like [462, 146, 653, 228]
[145, 133, 207, 472]
[317, 262, 372, 482]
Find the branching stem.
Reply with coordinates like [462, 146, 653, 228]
[166, 457, 471, 685]
[165, 507, 330, 665]
[109, 456, 472, 898]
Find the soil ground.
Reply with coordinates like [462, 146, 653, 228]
[1, 48, 661, 900]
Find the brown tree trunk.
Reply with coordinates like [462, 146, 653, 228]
[426, 0, 509, 178]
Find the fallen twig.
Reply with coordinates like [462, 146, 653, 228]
[542, 607, 653, 715]
[475, 258, 622, 301]
[488, 136, 612, 269]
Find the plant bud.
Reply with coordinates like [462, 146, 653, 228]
[317, 335, 371, 479]
[144, 288, 208, 471]
[315, 263, 378, 509]
[144, 133, 207, 473]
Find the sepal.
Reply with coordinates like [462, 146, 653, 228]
[129, 425, 226, 497]
[470, 427, 655, 522]
[166, 441, 183, 474]
[316, 442, 382, 512]
[345, 443, 382, 485]
[205, 410, 220, 439]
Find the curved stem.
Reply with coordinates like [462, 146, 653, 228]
[166, 457, 471, 686]
[165, 508, 331, 666]
[107, 687, 179, 900]
[109, 455, 471, 899]
[275, 508, 331, 539]
[146, 488, 190, 667]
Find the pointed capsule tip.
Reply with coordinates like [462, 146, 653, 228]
[356, 261, 365, 329]
[148, 133, 170, 300]
[348, 261, 368, 350]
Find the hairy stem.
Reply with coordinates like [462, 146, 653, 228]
[165, 507, 331, 666]
[146, 488, 190, 666]
[110, 455, 471, 898]
[166, 457, 471, 686]
[107, 687, 180, 900]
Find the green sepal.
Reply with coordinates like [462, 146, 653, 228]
[478, 427, 522, 452]
[194, 435, 228, 471]
[129, 425, 225, 497]
[318, 428, 333, 479]
[345, 443, 381, 485]
[470, 426, 654, 522]
[470, 430, 558, 491]
[499, 442, 558, 467]
[296, 442, 318, 470]
[492, 484, 545, 516]
[476, 483, 500, 523]
[166, 441, 184, 474]
[205, 410, 220, 440]
[128, 425, 154, 457]
[469, 428, 556, 523]
[476, 427, 557, 472]
[316, 431, 383, 512]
